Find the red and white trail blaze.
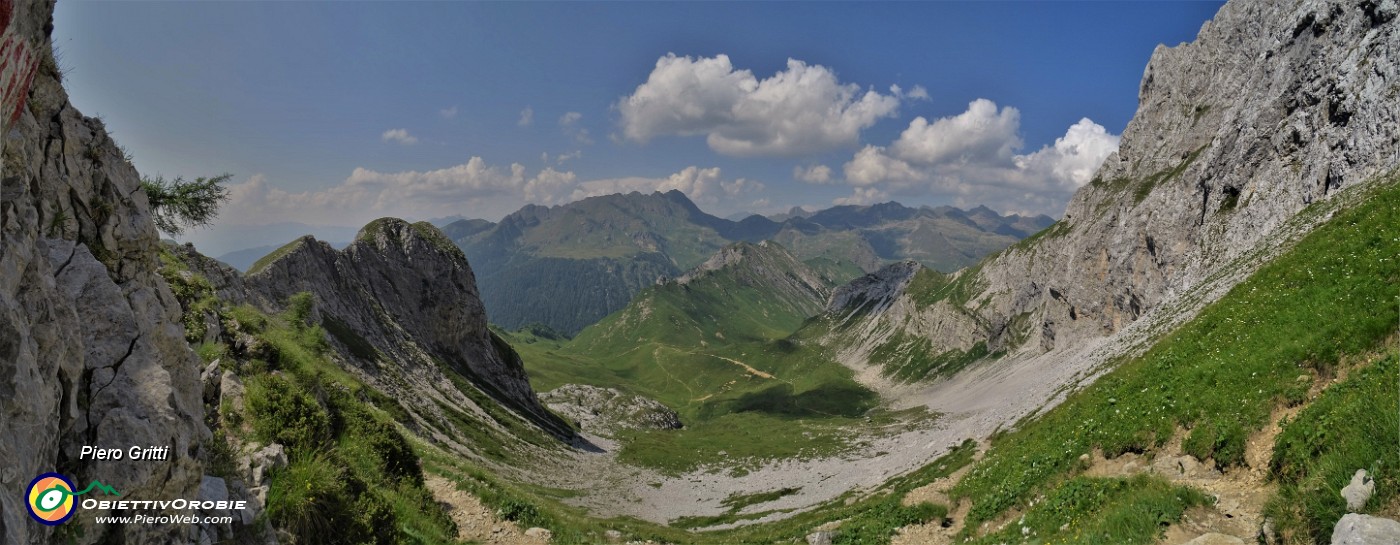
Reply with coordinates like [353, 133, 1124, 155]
[0, 0, 40, 129]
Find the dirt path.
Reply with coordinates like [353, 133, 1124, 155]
[423, 473, 550, 545]
[700, 353, 776, 379]
[891, 461, 976, 545]
[1076, 399, 1309, 544]
[1081, 426, 1274, 544]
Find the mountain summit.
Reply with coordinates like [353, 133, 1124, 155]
[244, 218, 567, 435]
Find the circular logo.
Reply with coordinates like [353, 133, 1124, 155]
[26, 473, 77, 526]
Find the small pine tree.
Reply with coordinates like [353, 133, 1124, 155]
[141, 174, 232, 236]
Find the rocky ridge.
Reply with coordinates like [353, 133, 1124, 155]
[243, 218, 573, 443]
[676, 240, 832, 313]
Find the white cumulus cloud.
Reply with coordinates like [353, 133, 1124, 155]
[616, 54, 902, 157]
[439, 106, 459, 119]
[219, 158, 576, 226]
[555, 150, 583, 164]
[889, 99, 1021, 165]
[833, 187, 891, 206]
[793, 164, 834, 184]
[518, 107, 534, 127]
[216, 160, 770, 228]
[380, 128, 418, 145]
[835, 99, 1120, 215]
[1014, 118, 1122, 190]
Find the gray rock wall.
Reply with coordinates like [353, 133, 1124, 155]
[0, 1, 208, 542]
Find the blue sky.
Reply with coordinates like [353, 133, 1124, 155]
[53, 1, 1223, 251]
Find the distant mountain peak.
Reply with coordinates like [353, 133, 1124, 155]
[674, 240, 830, 305]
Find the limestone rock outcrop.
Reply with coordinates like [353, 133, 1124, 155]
[0, 1, 208, 542]
[540, 384, 682, 435]
[244, 219, 571, 440]
[1331, 513, 1400, 545]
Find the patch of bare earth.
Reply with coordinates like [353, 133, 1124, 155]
[890, 446, 984, 545]
[1073, 404, 1297, 545]
[1094, 400, 1308, 544]
[896, 462, 974, 543]
[424, 473, 550, 545]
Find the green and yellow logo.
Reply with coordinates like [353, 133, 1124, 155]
[25, 473, 121, 526]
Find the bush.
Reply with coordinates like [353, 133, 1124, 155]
[286, 292, 315, 329]
[265, 451, 397, 545]
[266, 451, 350, 541]
[246, 374, 330, 450]
[497, 498, 545, 527]
[339, 404, 422, 486]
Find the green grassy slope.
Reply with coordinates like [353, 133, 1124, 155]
[946, 175, 1400, 542]
[1267, 352, 1399, 542]
[160, 254, 460, 543]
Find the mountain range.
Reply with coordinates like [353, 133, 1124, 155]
[442, 191, 1051, 335]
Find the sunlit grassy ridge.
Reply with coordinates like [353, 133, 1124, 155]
[951, 175, 1400, 536]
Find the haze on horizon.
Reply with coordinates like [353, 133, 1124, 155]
[52, 1, 1223, 255]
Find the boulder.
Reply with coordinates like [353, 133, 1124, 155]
[1331, 514, 1400, 545]
[201, 360, 222, 404]
[1341, 469, 1374, 512]
[806, 530, 836, 545]
[249, 443, 288, 486]
[1184, 533, 1244, 545]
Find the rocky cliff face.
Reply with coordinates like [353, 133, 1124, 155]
[0, 1, 208, 542]
[244, 219, 570, 440]
[822, 0, 1400, 377]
